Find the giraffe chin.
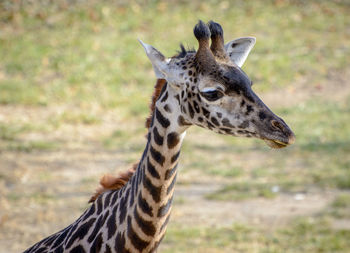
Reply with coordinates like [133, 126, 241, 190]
[263, 139, 289, 149]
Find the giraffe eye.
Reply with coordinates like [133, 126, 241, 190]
[200, 88, 224, 101]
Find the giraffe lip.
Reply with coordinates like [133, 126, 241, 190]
[262, 134, 295, 149]
[263, 139, 289, 149]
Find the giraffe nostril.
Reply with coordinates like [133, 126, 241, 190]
[271, 120, 284, 132]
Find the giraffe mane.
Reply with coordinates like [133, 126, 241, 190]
[145, 78, 167, 128]
[89, 163, 138, 203]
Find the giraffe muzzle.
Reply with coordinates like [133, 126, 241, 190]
[259, 117, 295, 149]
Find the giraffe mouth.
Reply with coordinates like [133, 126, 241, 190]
[263, 139, 289, 149]
[262, 134, 295, 149]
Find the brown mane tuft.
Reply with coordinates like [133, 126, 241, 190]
[145, 78, 167, 128]
[89, 163, 137, 203]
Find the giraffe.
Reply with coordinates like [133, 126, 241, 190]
[23, 20, 295, 253]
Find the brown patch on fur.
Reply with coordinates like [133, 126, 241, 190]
[89, 163, 138, 203]
[145, 78, 167, 128]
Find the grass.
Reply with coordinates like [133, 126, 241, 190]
[0, 122, 58, 151]
[0, 0, 350, 252]
[162, 217, 350, 253]
[0, 0, 349, 109]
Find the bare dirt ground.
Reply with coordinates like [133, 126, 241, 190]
[0, 70, 349, 252]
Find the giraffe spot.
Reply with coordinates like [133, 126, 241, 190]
[90, 232, 103, 253]
[188, 103, 195, 118]
[220, 127, 232, 134]
[147, 157, 160, 180]
[193, 100, 200, 113]
[88, 210, 109, 243]
[134, 207, 156, 236]
[143, 175, 162, 203]
[160, 215, 171, 233]
[240, 99, 245, 107]
[165, 164, 177, 180]
[127, 216, 149, 251]
[171, 151, 181, 163]
[104, 191, 113, 209]
[174, 94, 180, 105]
[115, 232, 126, 253]
[164, 104, 172, 113]
[153, 127, 164, 146]
[42, 235, 56, 247]
[51, 227, 69, 248]
[222, 118, 234, 128]
[216, 112, 222, 118]
[160, 91, 168, 102]
[150, 145, 165, 166]
[157, 196, 173, 217]
[238, 120, 249, 129]
[167, 132, 180, 149]
[202, 107, 210, 118]
[178, 115, 191, 126]
[150, 234, 165, 253]
[198, 116, 203, 123]
[65, 218, 97, 249]
[70, 245, 85, 253]
[130, 180, 136, 207]
[96, 195, 103, 215]
[211, 117, 220, 126]
[167, 173, 177, 194]
[118, 196, 128, 224]
[207, 121, 215, 129]
[107, 208, 117, 239]
[105, 244, 112, 253]
[138, 193, 153, 217]
[188, 70, 193, 75]
[155, 109, 170, 129]
[259, 111, 267, 120]
[181, 90, 184, 99]
[246, 105, 254, 115]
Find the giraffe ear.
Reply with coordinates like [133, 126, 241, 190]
[224, 37, 256, 67]
[139, 39, 169, 79]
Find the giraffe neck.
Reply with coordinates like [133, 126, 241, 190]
[23, 83, 189, 253]
[119, 83, 188, 252]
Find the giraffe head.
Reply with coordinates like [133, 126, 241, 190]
[140, 20, 295, 148]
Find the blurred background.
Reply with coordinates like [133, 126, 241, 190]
[0, 0, 349, 252]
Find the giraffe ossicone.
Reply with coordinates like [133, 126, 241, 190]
[24, 20, 295, 253]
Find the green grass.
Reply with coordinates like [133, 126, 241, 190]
[326, 194, 350, 219]
[162, 217, 350, 253]
[0, 0, 349, 109]
[0, 122, 58, 152]
[206, 182, 281, 201]
[6, 140, 59, 152]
